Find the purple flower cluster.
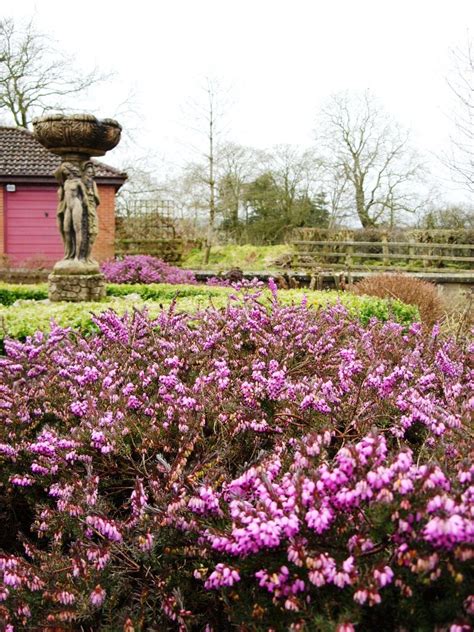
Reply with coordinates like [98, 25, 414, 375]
[100, 254, 197, 284]
[195, 431, 472, 612]
[0, 291, 472, 630]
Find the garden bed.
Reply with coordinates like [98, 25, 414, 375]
[0, 283, 471, 631]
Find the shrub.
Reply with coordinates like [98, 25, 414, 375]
[101, 255, 197, 285]
[352, 274, 445, 328]
[0, 283, 48, 306]
[107, 282, 226, 301]
[0, 285, 418, 346]
[0, 292, 471, 630]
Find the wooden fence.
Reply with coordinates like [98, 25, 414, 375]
[291, 230, 474, 272]
[115, 199, 183, 262]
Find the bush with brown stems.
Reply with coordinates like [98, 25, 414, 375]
[352, 274, 445, 328]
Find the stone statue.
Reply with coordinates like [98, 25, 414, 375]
[55, 161, 97, 266]
[81, 161, 100, 264]
[56, 162, 88, 262]
[32, 113, 122, 301]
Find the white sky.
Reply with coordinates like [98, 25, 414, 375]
[3, 0, 474, 202]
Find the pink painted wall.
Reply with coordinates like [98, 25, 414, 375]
[4, 187, 63, 266]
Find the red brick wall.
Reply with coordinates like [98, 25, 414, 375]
[93, 185, 116, 262]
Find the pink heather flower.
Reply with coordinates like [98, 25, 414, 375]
[464, 595, 474, 615]
[0, 443, 17, 458]
[268, 277, 278, 299]
[204, 564, 240, 589]
[56, 591, 75, 605]
[127, 395, 141, 410]
[0, 587, 10, 601]
[138, 533, 154, 552]
[9, 475, 34, 487]
[17, 603, 31, 617]
[306, 506, 333, 533]
[424, 515, 466, 548]
[284, 596, 300, 611]
[3, 571, 21, 588]
[353, 589, 368, 604]
[374, 566, 394, 588]
[337, 624, 355, 632]
[90, 585, 106, 607]
[70, 400, 88, 417]
[85, 516, 123, 542]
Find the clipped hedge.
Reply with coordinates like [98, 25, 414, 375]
[0, 283, 49, 306]
[0, 284, 419, 346]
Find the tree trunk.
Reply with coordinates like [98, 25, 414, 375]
[354, 184, 373, 228]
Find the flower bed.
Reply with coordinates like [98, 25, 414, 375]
[101, 255, 197, 285]
[0, 290, 472, 630]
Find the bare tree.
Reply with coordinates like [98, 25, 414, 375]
[217, 142, 261, 239]
[445, 37, 474, 193]
[319, 164, 352, 228]
[316, 91, 424, 228]
[0, 17, 107, 128]
[180, 77, 232, 262]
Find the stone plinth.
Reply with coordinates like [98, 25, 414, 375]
[48, 273, 106, 302]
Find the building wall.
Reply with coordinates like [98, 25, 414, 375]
[0, 186, 4, 261]
[0, 183, 117, 266]
[93, 185, 116, 262]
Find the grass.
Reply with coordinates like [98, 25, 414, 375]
[181, 244, 292, 270]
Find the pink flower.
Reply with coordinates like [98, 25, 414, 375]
[204, 564, 240, 589]
[90, 584, 106, 607]
[374, 566, 394, 588]
[337, 624, 355, 632]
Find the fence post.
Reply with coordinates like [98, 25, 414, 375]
[382, 232, 389, 266]
[345, 243, 353, 267]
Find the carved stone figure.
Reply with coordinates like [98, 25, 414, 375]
[81, 161, 100, 264]
[32, 113, 122, 300]
[55, 161, 96, 265]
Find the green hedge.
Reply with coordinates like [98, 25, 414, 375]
[0, 282, 227, 305]
[0, 283, 49, 305]
[0, 282, 418, 346]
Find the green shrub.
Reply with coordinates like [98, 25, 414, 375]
[284, 289, 419, 326]
[0, 284, 419, 347]
[0, 282, 48, 305]
[106, 282, 228, 301]
[352, 274, 445, 327]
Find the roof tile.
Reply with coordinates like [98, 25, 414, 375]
[0, 126, 127, 180]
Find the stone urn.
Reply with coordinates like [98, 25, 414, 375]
[33, 114, 122, 301]
[33, 113, 122, 160]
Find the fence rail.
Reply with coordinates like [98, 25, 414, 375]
[291, 237, 474, 272]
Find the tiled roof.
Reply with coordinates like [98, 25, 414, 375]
[0, 126, 127, 180]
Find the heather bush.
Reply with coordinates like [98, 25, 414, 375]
[0, 289, 471, 631]
[101, 255, 197, 285]
[352, 273, 445, 328]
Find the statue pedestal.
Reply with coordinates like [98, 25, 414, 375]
[48, 272, 106, 302]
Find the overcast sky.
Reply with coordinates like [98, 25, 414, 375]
[2, 0, 474, 201]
